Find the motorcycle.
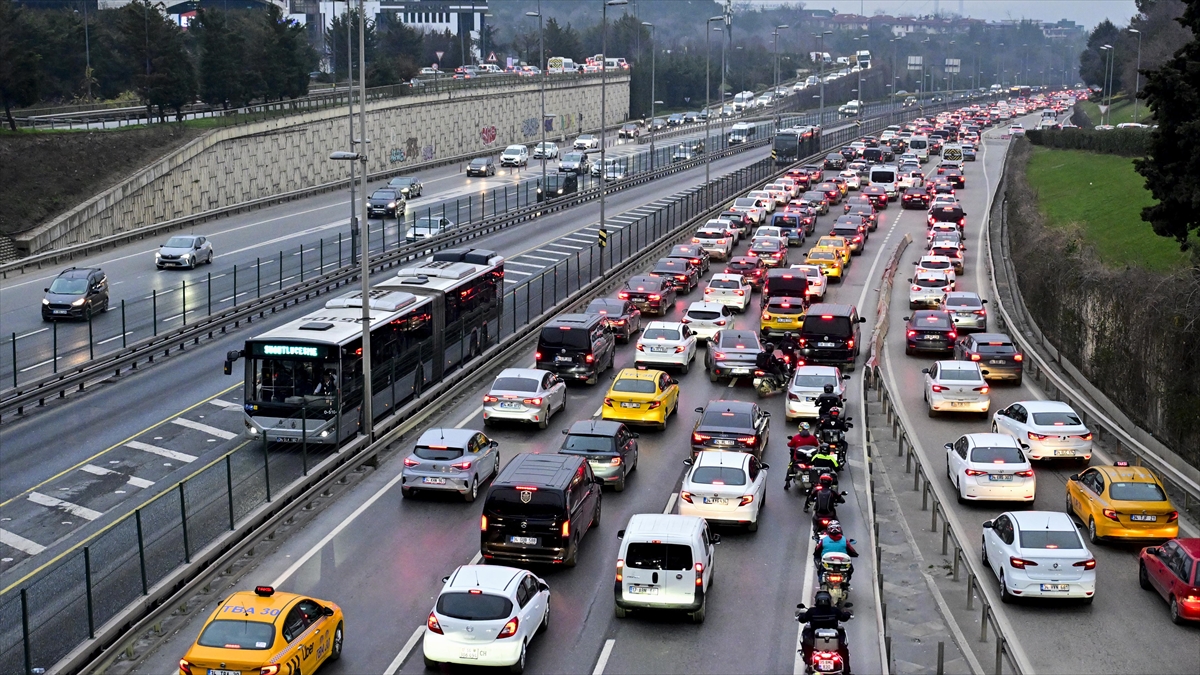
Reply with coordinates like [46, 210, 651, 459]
[817, 417, 853, 465]
[784, 439, 817, 492]
[809, 487, 848, 539]
[753, 369, 788, 398]
[795, 602, 854, 675]
[817, 550, 855, 608]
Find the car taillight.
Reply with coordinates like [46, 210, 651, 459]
[1073, 433, 1093, 441]
[739, 495, 755, 506]
[681, 316, 692, 323]
[1015, 469, 1035, 477]
[451, 460, 474, 471]
[1010, 557, 1039, 569]
[1014, 353, 1024, 362]
[1028, 431, 1049, 441]
[718, 239, 728, 244]
[1168, 511, 1179, 522]
[427, 611, 444, 635]
[483, 395, 499, 403]
[847, 339, 855, 349]
[713, 352, 726, 359]
[260, 665, 281, 675]
[739, 436, 758, 447]
[179, 660, 193, 675]
[674, 346, 687, 353]
[737, 289, 745, 295]
[616, 558, 624, 582]
[974, 386, 989, 394]
[1074, 559, 1097, 570]
[586, 354, 595, 363]
[497, 617, 519, 639]
[649, 294, 661, 301]
[561, 520, 570, 537]
[523, 397, 543, 406]
[1102, 509, 1120, 521]
[611, 319, 626, 325]
[677, 275, 688, 281]
[948, 331, 957, 339]
[762, 311, 773, 320]
[931, 385, 945, 392]
[964, 468, 988, 476]
[693, 433, 711, 443]
[480, 515, 488, 531]
[404, 457, 420, 467]
[695, 562, 705, 586]
[907, 330, 917, 337]
[618, 292, 629, 299]
[535, 351, 543, 361]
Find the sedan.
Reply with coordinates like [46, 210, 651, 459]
[902, 187, 931, 209]
[574, 134, 600, 151]
[681, 301, 733, 342]
[668, 244, 711, 275]
[650, 258, 700, 293]
[692, 228, 734, 261]
[861, 185, 889, 208]
[690, 399, 771, 458]
[703, 273, 752, 312]
[401, 428, 500, 501]
[635, 322, 698, 374]
[156, 235, 213, 269]
[387, 176, 423, 198]
[785, 365, 848, 420]
[1138, 539, 1200, 624]
[908, 271, 955, 310]
[791, 264, 827, 299]
[798, 192, 830, 215]
[748, 239, 788, 267]
[838, 170, 861, 190]
[586, 297, 642, 343]
[922, 360, 989, 417]
[466, 157, 497, 177]
[679, 451, 769, 532]
[1067, 463, 1180, 543]
[981, 511, 1096, 603]
[844, 204, 877, 232]
[955, 333, 1023, 383]
[423, 565, 549, 671]
[482, 368, 567, 429]
[726, 256, 768, 290]
[532, 141, 560, 159]
[704, 329, 762, 382]
[942, 291, 988, 332]
[945, 433, 1035, 503]
[991, 401, 1093, 460]
[602, 368, 680, 429]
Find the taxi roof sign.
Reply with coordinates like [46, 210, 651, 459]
[254, 585, 275, 597]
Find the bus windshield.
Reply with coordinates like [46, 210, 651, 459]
[249, 357, 338, 405]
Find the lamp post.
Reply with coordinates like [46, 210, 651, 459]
[1130, 28, 1142, 123]
[642, 21, 657, 169]
[815, 30, 832, 126]
[853, 33, 867, 124]
[1101, 44, 1114, 126]
[75, 3, 93, 101]
[706, 16, 723, 195]
[599, 0, 629, 268]
[526, 4, 546, 193]
[772, 24, 790, 130]
[344, 0, 358, 264]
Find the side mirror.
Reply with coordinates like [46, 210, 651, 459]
[848, 539, 857, 546]
[711, 534, 722, 544]
[538, 581, 550, 592]
[322, 606, 335, 616]
[617, 529, 625, 539]
[631, 432, 640, 438]
[761, 463, 770, 470]
[982, 520, 994, 529]
[921, 368, 930, 374]
[944, 443, 953, 451]
[695, 407, 705, 414]
[981, 299, 988, 304]
[980, 370, 990, 376]
[796, 603, 807, 609]
[842, 374, 851, 380]
[903, 316, 911, 321]
[442, 576, 451, 583]
[1146, 546, 1162, 556]
[840, 491, 848, 496]
[490, 441, 499, 448]
[43, 288, 49, 292]
[683, 458, 694, 466]
[562, 429, 570, 435]
[1069, 473, 1081, 481]
[907, 278, 913, 283]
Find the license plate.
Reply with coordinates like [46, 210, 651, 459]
[208, 670, 241, 675]
[702, 497, 729, 505]
[555, 356, 572, 363]
[817, 342, 836, 347]
[628, 585, 659, 595]
[818, 660, 837, 671]
[713, 439, 735, 446]
[651, 346, 668, 352]
[510, 536, 538, 545]
[499, 402, 522, 409]
[731, 368, 750, 375]
[989, 359, 1005, 365]
[1131, 514, 1157, 522]
[422, 477, 447, 485]
[1053, 449, 1075, 457]
[949, 401, 968, 408]
[989, 474, 1013, 481]
[53, 310, 67, 315]
[777, 317, 791, 323]
[957, 312, 974, 318]
[1040, 584, 1069, 592]
[620, 402, 640, 408]
[460, 647, 481, 660]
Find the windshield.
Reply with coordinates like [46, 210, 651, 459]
[470, 159, 489, 167]
[700, 410, 752, 427]
[687, 309, 721, 321]
[691, 467, 747, 486]
[643, 328, 680, 341]
[48, 277, 88, 295]
[1109, 482, 1167, 501]
[1019, 530, 1083, 549]
[413, 218, 444, 230]
[793, 374, 836, 389]
[808, 251, 835, 261]
[767, 299, 803, 312]
[436, 592, 513, 621]
[539, 327, 591, 350]
[564, 153, 583, 162]
[371, 190, 394, 200]
[197, 620, 275, 650]
[1031, 412, 1083, 426]
[391, 178, 416, 186]
[971, 446, 1025, 463]
[921, 260, 950, 269]
[560, 435, 616, 455]
[625, 543, 693, 571]
[613, 378, 657, 394]
[164, 236, 195, 248]
[251, 358, 335, 404]
[492, 377, 539, 392]
[504, 146, 524, 154]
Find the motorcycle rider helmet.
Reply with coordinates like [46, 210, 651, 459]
[785, 331, 796, 340]
[799, 422, 812, 435]
[827, 521, 843, 536]
[763, 343, 775, 354]
[819, 473, 833, 487]
[814, 590, 833, 608]
[823, 383, 835, 394]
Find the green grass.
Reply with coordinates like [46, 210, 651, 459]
[1078, 97, 1148, 126]
[1026, 147, 1187, 273]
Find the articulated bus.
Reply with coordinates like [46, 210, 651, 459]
[773, 126, 817, 165]
[226, 248, 504, 444]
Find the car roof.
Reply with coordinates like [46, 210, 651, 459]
[615, 368, 661, 382]
[687, 301, 726, 312]
[806, 303, 856, 316]
[1009, 510, 1075, 531]
[445, 564, 524, 593]
[645, 321, 684, 331]
[709, 273, 743, 281]
[1092, 464, 1161, 483]
[57, 267, 100, 278]
[567, 419, 623, 437]
[1173, 539, 1200, 557]
[795, 365, 840, 377]
[969, 333, 1012, 343]
[702, 399, 755, 414]
[944, 291, 981, 301]
[936, 360, 980, 371]
[695, 451, 750, 468]
[416, 428, 478, 448]
[716, 330, 758, 342]
[496, 368, 547, 381]
[624, 513, 703, 538]
[221, 589, 303, 617]
[494, 452, 583, 489]
[963, 433, 1019, 447]
[1020, 400, 1078, 413]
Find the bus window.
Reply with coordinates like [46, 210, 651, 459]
[252, 358, 323, 403]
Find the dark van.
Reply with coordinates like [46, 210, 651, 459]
[535, 314, 616, 384]
[481, 452, 603, 567]
[537, 172, 579, 202]
[762, 268, 809, 306]
[927, 204, 966, 232]
[799, 303, 867, 369]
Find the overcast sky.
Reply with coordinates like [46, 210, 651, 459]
[766, 1, 1139, 29]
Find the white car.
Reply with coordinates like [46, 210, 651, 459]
[679, 451, 769, 532]
[423, 564, 550, 671]
[929, 195, 959, 211]
[913, 255, 957, 285]
[838, 170, 861, 190]
[922, 360, 990, 417]
[704, 217, 742, 244]
[500, 144, 529, 167]
[926, 222, 960, 244]
[944, 433, 1035, 503]
[730, 198, 767, 224]
[761, 185, 792, 206]
[1008, 124, 1025, 136]
[908, 269, 955, 309]
[692, 227, 734, 261]
[702, 274, 752, 312]
[482, 368, 567, 429]
[746, 191, 778, 213]
[635, 321, 699, 373]
[777, 177, 801, 198]
[785, 365, 848, 420]
[682, 301, 733, 342]
[532, 141, 559, 159]
[981, 511, 1096, 603]
[750, 225, 788, 247]
[791, 264, 827, 299]
[574, 134, 600, 151]
[991, 400, 1094, 461]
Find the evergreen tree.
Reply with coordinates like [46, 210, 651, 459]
[543, 18, 582, 61]
[0, 0, 40, 131]
[192, 9, 245, 109]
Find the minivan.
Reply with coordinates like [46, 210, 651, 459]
[614, 514, 719, 623]
[799, 303, 867, 369]
[535, 314, 616, 384]
[481, 453, 603, 567]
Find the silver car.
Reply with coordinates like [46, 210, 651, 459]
[156, 235, 213, 269]
[784, 365, 850, 420]
[559, 152, 590, 175]
[482, 368, 567, 429]
[401, 428, 500, 502]
[943, 291, 988, 332]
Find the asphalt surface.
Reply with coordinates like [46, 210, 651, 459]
[127, 156, 904, 675]
[877, 112, 1200, 673]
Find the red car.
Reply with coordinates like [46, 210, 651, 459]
[1139, 538, 1200, 624]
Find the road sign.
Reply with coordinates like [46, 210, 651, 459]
[907, 55, 923, 71]
[598, 228, 608, 248]
[945, 58, 961, 74]
[436, 51, 445, 62]
[487, 52, 497, 63]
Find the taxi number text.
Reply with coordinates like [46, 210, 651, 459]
[222, 606, 282, 616]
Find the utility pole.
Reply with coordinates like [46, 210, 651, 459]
[356, 0, 372, 439]
[599, 0, 629, 268]
[643, 21, 656, 169]
[1130, 28, 1142, 123]
[527, 3, 546, 195]
[346, 0, 358, 264]
[706, 16, 723, 197]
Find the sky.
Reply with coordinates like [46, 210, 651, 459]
[744, 1, 1140, 29]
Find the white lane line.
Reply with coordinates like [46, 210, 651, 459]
[80, 464, 155, 489]
[506, 269, 531, 277]
[561, 236, 595, 245]
[727, 378, 737, 388]
[547, 243, 584, 250]
[0, 528, 46, 555]
[592, 639, 617, 675]
[455, 404, 484, 428]
[794, 529, 819, 675]
[125, 440, 198, 463]
[505, 261, 542, 268]
[171, 417, 237, 439]
[18, 358, 56, 373]
[218, 291, 252, 303]
[534, 250, 567, 258]
[381, 625, 425, 675]
[592, 406, 603, 418]
[209, 399, 243, 409]
[28, 492, 103, 520]
[469, 551, 483, 565]
[15, 328, 48, 339]
[97, 331, 133, 345]
[663, 493, 678, 514]
[126, 476, 155, 489]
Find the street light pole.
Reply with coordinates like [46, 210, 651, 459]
[346, 0, 358, 264]
[82, 1, 92, 101]
[815, 31, 831, 127]
[356, 0, 372, 439]
[1130, 28, 1142, 123]
[705, 16, 723, 197]
[526, 4, 546, 194]
[600, 0, 629, 267]
[642, 21, 656, 169]
[773, 24, 789, 130]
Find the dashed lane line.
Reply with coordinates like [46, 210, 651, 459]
[0, 528, 46, 556]
[125, 440, 198, 463]
[80, 464, 155, 489]
[28, 492, 103, 521]
[209, 399, 243, 409]
[171, 417, 238, 440]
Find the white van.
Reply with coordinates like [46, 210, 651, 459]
[908, 135, 930, 163]
[614, 514, 720, 623]
[869, 164, 900, 199]
[729, 122, 755, 145]
[732, 91, 755, 112]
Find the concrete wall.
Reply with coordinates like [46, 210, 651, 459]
[16, 76, 629, 255]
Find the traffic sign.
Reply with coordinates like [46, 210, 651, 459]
[598, 228, 608, 248]
[436, 51, 445, 62]
[487, 52, 497, 63]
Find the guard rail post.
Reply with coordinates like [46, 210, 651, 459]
[11, 333, 17, 388]
[262, 431, 271, 501]
[278, 251, 283, 290]
[135, 509, 148, 594]
[226, 455, 235, 530]
[256, 258, 261, 298]
[121, 300, 127, 348]
[182, 280, 187, 326]
[88, 314, 94, 360]
[179, 482, 191, 563]
[51, 321, 58, 374]
[84, 545, 95, 639]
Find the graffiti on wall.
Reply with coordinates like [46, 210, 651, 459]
[480, 126, 498, 144]
[422, 144, 435, 160]
[389, 148, 407, 163]
[388, 138, 421, 164]
[521, 117, 540, 137]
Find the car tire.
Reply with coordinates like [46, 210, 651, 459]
[564, 543, 578, 568]
[690, 596, 707, 624]
[1170, 597, 1185, 625]
[1087, 518, 1102, 545]
[329, 622, 344, 660]
[981, 539, 990, 567]
[424, 655, 440, 671]
[509, 641, 526, 674]
[1139, 562, 1153, 590]
[956, 478, 966, 504]
[680, 359, 690, 375]
[1013, 374, 1023, 387]
[465, 477, 479, 503]
[538, 414, 548, 430]
[999, 572, 1015, 604]
[615, 474, 626, 492]
[927, 405, 938, 418]
[748, 516, 759, 533]
[708, 369, 719, 383]
[401, 486, 415, 499]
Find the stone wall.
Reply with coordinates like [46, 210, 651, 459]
[15, 76, 629, 255]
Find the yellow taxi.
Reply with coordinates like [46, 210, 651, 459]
[760, 296, 807, 337]
[815, 236, 852, 265]
[804, 247, 844, 280]
[180, 586, 343, 675]
[1066, 462, 1180, 544]
[602, 368, 679, 429]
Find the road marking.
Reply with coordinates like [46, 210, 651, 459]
[663, 492, 678, 514]
[15, 328, 48, 339]
[171, 417, 237, 439]
[547, 242, 584, 250]
[96, 331, 133, 345]
[505, 269, 531, 276]
[28, 492, 102, 521]
[455, 405, 484, 428]
[209, 399, 242, 409]
[80, 464, 156, 489]
[0, 528, 46, 556]
[383, 626, 426, 675]
[505, 261, 544, 268]
[125, 440, 198, 463]
[794, 521, 818, 675]
[592, 406, 603, 418]
[18, 358, 56, 373]
[469, 551, 483, 565]
[561, 236, 595, 245]
[524, 254, 561, 262]
[592, 639, 617, 675]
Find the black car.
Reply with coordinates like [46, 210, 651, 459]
[559, 420, 639, 491]
[618, 275, 676, 316]
[667, 244, 711, 275]
[387, 176, 423, 198]
[704, 329, 762, 382]
[861, 185, 889, 209]
[480, 453, 603, 567]
[927, 204, 966, 231]
[367, 188, 403, 218]
[690, 399, 770, 458]
[649, 258, 699, 293]
[537, 172, 579, 202]
[902, 187, 931, 209]
[943, 168, 965, 189]
[845, 203, 878, 231]
[42, 267, 109, 321]
[467, 156, 496, 177]
[585, 298, 642, 343]
[839, 146, 857, 161]
[535, 314, 617, 384]
[955, 332, 1024, 384]
[904, 310, 958, 355]
[831, 221, 867, 254]
[799, 303, 866, 369]
[725, 256, 767, 290]
[823, 153, 846, 170]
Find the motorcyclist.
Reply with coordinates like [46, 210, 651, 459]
[814, 521, 860, 583]
[808, 443, 841, 488]
[785, 423, 820, 490]
[804, 474, 845, 536]
[815, 384, 844, 419]
[754, 343, 788, 386]
[818, 406, 852, 454]
[778, 331, 801, 371]
[796, 590, 853, 673]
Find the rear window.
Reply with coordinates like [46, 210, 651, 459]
[1109, 482, 1167, 502]
[975, 343, 1016, 355]
[560, 435, 616, 455]
[921, 260, 951, 269]
[612, 378, 657, 394]
[540, 326, 591, 350]
[932, 209, 963, 221]
[709, 279, 741, 289]
[1030, 412, 1083, 426]
[833, 227, 859, 237]
[643, 327, 680, 340]
[938, 368, 981, 381]
[773, 216, 800, 228]
[691, 467, 747, 485]
[493, 377, 539, 392]
[687, 309, 721, 321]
[718, 333, 757, 349]
[486, 488, 565, 515]
[767, 298, 804, 312]
[794, 374, 837, 388]
[700, 410, 753, 427]
[625, 542, 693, 570]
[197, 620, 275, 650]
[944, 297, 979, 308]
[1019, 530, 1083, 549]
[970, 446, 1025, 464]
[914, 277, 950, 289]
[586, 299, 624, 314]
[436, 592, 513, 621]
[415, 445, 465, 460]
[802, 315, 852, 336]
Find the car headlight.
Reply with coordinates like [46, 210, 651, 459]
[42, 298, 50, 305]
[388, 202, 396, 208]
[71, 297, 86, 306]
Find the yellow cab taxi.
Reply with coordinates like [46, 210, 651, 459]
[180, 586, 343, 675]
[815, 236, 852, 265]
[602, 368, 680, 429]
[760, 296, 807, 338]
[1066, 462, 1180, 544]
[804, 247, 844, 280]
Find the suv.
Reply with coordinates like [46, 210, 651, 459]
[535, 314, 616, 384]
[798, 303, 866, 369]
[559, 420, 640, 491]
[537, 172, 579, 202]
[43, 267, 109, 321]
[481, 453, 603, 567]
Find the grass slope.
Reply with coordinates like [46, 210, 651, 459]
[1078, 98, 1147, 126]
[1025, 147, 1187, 273]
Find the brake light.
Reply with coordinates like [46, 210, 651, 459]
[586, 354, 595, 363]
[739, 436, 758, 446]
[1102, 509, 1119, 521]
[523, 397, 543, 406]
[1014, 353, 1024, 362]
[947, 331, 957, 339]
[931, 385, 945, 392]
[827, 573, 844, 583]
[1074, 433, 1093, 441]
[907, 330, 917, 337]
[847, 339, 854, 349]
[718, 239, 728, 244]
[179, 660, 193, 675]
[616, 558, 624, 582]
[695, 562, 705, 586]
[969, 353, 981, 361]
[618, 292, 630, 299]
[681, 316, 692, 323]
[674, 346, 687, 353]
[677, 275, 688, 281]
[561, 521, 570, 537]
[535, 351, 543, 361]
[693, 433, 711, 443]
[1168, 511, 1179, 523]
[762, 311, 773, 320]
[610, 456, 625, 466]
[1009, 557, 1039, 569]
[497, 617, 519, 639]
[739, 495, 755, 506]
[649, 294, 661, 301]
[1074, 559, 1097, 570]
[260, 665, 280, 675]
[404, 457, 420, 467]
[427, 611, 444, 634]
[713, 352, 726, 359]
[736, 289, 745, 296]
[451, 461, 473, 470]
[611, 319, 626, 325]
[1028, 431, 1049, 441]
[480, 515, 488, 531]
[974, 386, 989, 394]
[964, 469, 988, 476]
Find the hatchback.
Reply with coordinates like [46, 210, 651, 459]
[904, 310, 957, 353]
[467, 157, 497, 177]
[1138, 539, 1200, 624]
[725, 256, 767, 289]
[482, 369, 567, 429]
[401, 428, 500, 501]
[703, 274, 752, 312]
[942, 292, 988, 332]
[955, 333, 1023, 383]
[559, 419, 639, 490]
[681, 301, 733, 342]
[156, 235, 214, 269]
[945, 433, 1035, 503]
